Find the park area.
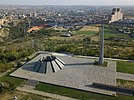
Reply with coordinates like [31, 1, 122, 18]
[76, 25, 99, 35]
[117, 61, 134, 74]
[0, 52, 134, 100]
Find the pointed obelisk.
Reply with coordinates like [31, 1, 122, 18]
[98, 26, 104, 65]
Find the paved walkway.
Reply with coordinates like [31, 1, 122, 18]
[10, 53, 117, 96]
[107, 61, 117, 86]
[11, 54, 117, 95]
[17, 86, 78, 100]
[117, 72, 134, 81]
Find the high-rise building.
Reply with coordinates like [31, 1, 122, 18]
[109, 8, 123, 23]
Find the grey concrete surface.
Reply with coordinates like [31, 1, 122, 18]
[10, 53, 116, 96]
[117, 72, 134, 81]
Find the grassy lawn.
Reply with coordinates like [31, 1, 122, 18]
[36, 83, 134, 100]
[76, 31, 97, 35]
[94, 61, 108, 67]
[19, 93, 52, 100]
[76, 25, 99, 35]
[104, 28, 113, 33]
[117, 61, 134, 74]
[76, 27, 133, 40]
[104, 33, 132, 40]
[0, 75, 26, 88]
[104, 28, 133, 40]
[117, 79, 134, 89]
[0, 68, 26, 89]
[0, 91, 54, 100]
[79, 25, 100, 32]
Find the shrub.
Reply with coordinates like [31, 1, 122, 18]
[17, 62, 23, 68]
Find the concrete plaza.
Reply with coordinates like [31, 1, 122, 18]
[10, 52, 116, 96]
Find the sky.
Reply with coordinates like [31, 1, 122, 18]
[0, 0, 134, 5]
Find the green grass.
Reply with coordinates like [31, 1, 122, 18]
[0, 68, 26, 88]
[0, 75, 26, 88]
[76, 31, 97, 35]
[117, 79, 134, 84]
[36, 83, 134, 100]
[104, 29, 113, 33]
[117, 79, 134, 89]
[117, 61, 134, 74]
[104, 28, 133, 40]
[20, 94, 47, 100]
[94, 61, 108, 67]
[104, 33, 132, 40]
[0, 62, 14, 73]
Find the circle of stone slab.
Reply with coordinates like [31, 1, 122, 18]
[33, 55, 65, 74]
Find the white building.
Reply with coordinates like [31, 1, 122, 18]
[109, 8, 123, 23]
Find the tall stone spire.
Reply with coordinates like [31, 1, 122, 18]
[99, 26, 104, 65]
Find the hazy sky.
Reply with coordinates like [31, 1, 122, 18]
[0, 0, 134, 5]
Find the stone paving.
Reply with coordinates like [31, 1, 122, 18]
[10, 53, 116, 96]
[117, 72, 134, 81]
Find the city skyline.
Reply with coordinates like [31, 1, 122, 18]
[0, 0, 134, 5]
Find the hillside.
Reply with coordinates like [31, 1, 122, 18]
[0, 28, 9, 37]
